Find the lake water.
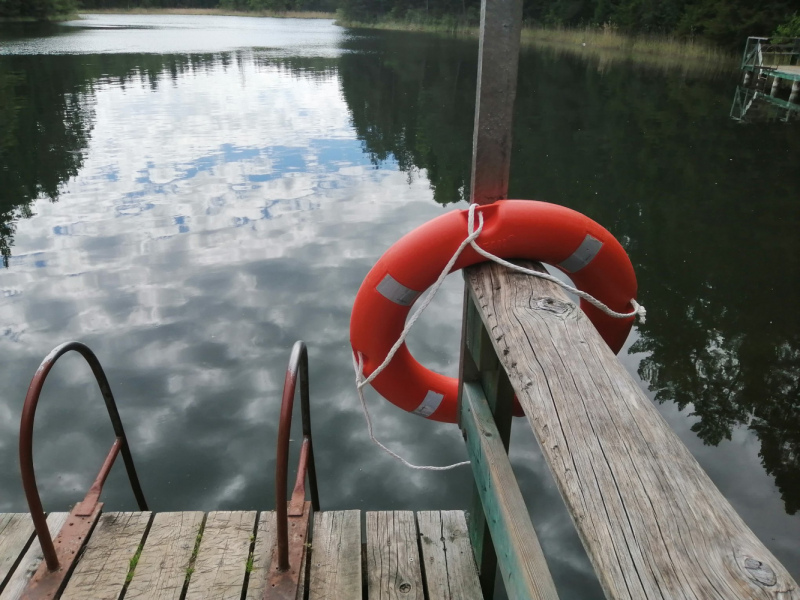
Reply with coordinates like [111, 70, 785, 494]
[1, 14, 798, 598]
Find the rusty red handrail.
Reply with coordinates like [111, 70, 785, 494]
[275, 340, 320, 572]
[19, 341, 148, 572]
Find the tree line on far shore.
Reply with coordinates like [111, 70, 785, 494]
[1, 0, 799, 48]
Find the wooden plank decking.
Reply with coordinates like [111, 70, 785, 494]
[0, 510, 481, 600]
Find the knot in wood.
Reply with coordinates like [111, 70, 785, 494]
[534, 297, 570, 315]
[398, 582, 412, 593]
[744, 557, 777, 586]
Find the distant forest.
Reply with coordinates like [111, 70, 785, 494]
[0, 0, 799, 47]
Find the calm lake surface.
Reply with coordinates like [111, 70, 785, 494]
[1, 14, 799, 597]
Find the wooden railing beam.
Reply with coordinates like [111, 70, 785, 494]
[466, 259, 800, 599]
[461, 381, 559, 600]
[460, 287, 518, 597]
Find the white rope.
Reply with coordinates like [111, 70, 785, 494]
[353, 203, 646, 470]
[353, 353, 471, 471]
[462, 206, 646, 323]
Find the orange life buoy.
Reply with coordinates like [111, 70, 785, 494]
[350, 200, 638, 423]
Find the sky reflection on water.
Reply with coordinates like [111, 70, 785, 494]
[0, 14, 342, 56]
[0, 15, 798, 598]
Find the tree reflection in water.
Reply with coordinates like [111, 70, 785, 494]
[337, 31, 800, 515]
[1, 28, 798, 517]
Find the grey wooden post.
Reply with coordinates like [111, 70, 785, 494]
[469, 0, 523, 206]
[458, 0, 523, 596]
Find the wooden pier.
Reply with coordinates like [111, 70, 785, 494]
[4, 259, 800, 600]
[0, 510, 480, 600]
[738, 36, 800, 118]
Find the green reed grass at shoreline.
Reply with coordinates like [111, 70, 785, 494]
[63, 8, 737, 72]
[528, 25, 733, 62]
[82, 8, 335, 19]
[338, 17, 737, 72]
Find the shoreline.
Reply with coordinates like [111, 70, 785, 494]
[80, 8, 336, 19]
[4, 9, 737, 72]
[338, 19, 738, 72]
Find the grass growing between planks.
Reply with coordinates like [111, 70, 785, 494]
[337, 16, 737, 73]
[184, 517, 206, 579]
[81, 8, 335, 19]
[125, 542, 145, 584]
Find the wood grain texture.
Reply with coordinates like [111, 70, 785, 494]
[60, 511, 151, 600]
[124, 511, 203, 600]
[366, 512, 423, 600]
[461, 384, 560, 600]
[417, 511, 483, 600]
[243, 511, 276, 600]
[467, 260, 800, 599]
[0, 514, 35, 591]
[309, 511, 361, 600]
[184, 511, 256, 600]
[0, 513, 67, 600]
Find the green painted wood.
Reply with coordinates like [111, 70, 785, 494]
[467, 484, 497, 599]
[753, 91, 800, 109]
[458, 286, 480, 428]
[466, 286, 484, 373]
[461, 292, 497, 599]
[774, 68, 800, 82]
[461, 381, 558, 600]
[461, 287, 517, 599]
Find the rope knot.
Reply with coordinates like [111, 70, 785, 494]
[466, 203, 484, 240]
[631, 300, 647, 324]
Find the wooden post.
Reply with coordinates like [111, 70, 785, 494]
[790, 80, 799, 104]
[459, 0, 523, 595]
[771, 75, 781, 96]
[469, 0, 523, 206]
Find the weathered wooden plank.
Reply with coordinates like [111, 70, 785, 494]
[243, 511, 276, 600]
[0, 513, 67, 600]
[366, 512, 423, 600]
[417, 511, 483, 600]
[309, 511, 361, 600]
[60, 512, 151, 600]
[467, 260, 800, 599]
[461, 383, 559, 600]
[124, 511, 203, 600]
[0, 514, 35, 592]
[184, 511, 256, 600]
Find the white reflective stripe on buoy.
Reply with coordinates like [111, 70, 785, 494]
[558, 234, 603, 273]
[413, 390, 444, 418]
[376, 274, 421, 306]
